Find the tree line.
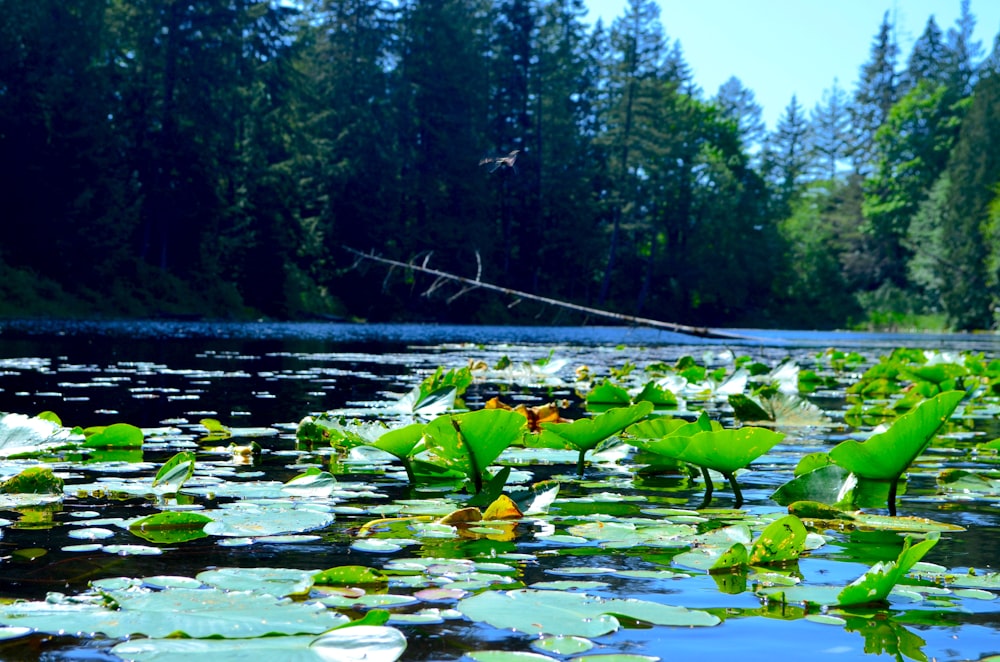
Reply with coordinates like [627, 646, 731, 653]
[2, 0, 1000, 329]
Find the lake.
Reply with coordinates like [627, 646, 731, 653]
[0, 320, 998, 661]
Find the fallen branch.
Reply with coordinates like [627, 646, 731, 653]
[344, 246, 753, 340]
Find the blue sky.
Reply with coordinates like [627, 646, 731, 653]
[584, 0, 1000, 130]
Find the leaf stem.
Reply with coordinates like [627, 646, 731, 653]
[576, 448, 587, 478]
[699, 465, 714, 509]
[451, 418, 482, 494]
[887, 476, 899, 517]
[723, 471, 743, 509]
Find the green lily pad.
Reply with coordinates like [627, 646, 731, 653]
[83, 423, 144, 449]
[531, 635, 594, 656]
[0, 587, 348, 638]
[457, 589, 719, 637]
[197, 567, 317, 597]
[0, 413, 78, 457]
[541, 402, 654, 453]
[423, 409, 526, 489]
[673, 542, 748, 572]
[129, 511, 212, 544]
[829, 391, 963, 480]
[748, 515, 806, 565]
[283, 468, 337, 497]
[0, 467, 64, 494]
[152, 451, 197, 493]
[468, 652, 558, 662]
[111, 624, 407, 661]
[202, 502, 335, 538]
[759, 533, 939, 607]
[639, 426, 784, 474]
[315, 565, 388, 587]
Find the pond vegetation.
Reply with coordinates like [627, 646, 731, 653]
[0, 323, 999, 660]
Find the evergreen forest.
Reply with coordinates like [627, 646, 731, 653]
[4, 0, 1000, 330]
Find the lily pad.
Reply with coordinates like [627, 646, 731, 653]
[829, 391, 963, 480]
[197, 567, 317, 597]
[0, 587, 348, 638]
[423, 409, 526, 491]
[152, 451, 197, 493]
[759, 533, 939, 607]
[456, 589, 719, 637]
[129, 511, 212, 544]
[83, 423, 144, 449]
[111, 624, 407, 661]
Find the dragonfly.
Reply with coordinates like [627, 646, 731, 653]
[479, 149, 520, 173]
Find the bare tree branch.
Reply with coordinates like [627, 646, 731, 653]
[344, 246, 752, 340]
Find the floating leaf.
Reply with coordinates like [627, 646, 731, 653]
[197, 567, 316, 597]
[283, 468, 337, 497]
[203, 502, 335, 538]
[457, 589, 719, 637]
[672, 542, 748, 572]
[0, 413, 77, 457]
[482, 495, 523, 520]
[0, 467, 64, 495]
[760, 533, 939, 607]
[83, 423, 144, 449]
[314, 565, 388, 587]
[0, 587, 348, 638]
[129, 511, 212, 544]
[748, 515, 806, 565]
[111, 624, 407, 661]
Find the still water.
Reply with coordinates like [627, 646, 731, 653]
[0, 320, 998, 661]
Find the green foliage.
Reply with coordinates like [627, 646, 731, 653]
[0, 467, 64, 495]
[423, 409, 527, 494]
[828, 390, 963, 480]
[82, 423, 144, 449]
[152, 451, 197, 494]
[540, 402, 654, 476]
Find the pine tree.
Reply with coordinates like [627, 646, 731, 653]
[533, 0, 604, 308]
[763, 95, 812, 211]
[715, 76, 766, 151]
[901, 16, 947, 93]
[810, 79, 851, 181]
[596, 0, 669, 305]
[945, 0, 983, 97]
[850, 12, 899, 174]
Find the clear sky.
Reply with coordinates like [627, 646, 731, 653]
[583, 0, 1000, 130]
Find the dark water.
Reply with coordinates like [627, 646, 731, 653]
[0, 320, 999, 661]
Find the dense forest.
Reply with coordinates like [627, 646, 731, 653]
[3, 0, 1000, 330]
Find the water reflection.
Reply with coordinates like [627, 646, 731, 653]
[0, 321, 998, 661]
